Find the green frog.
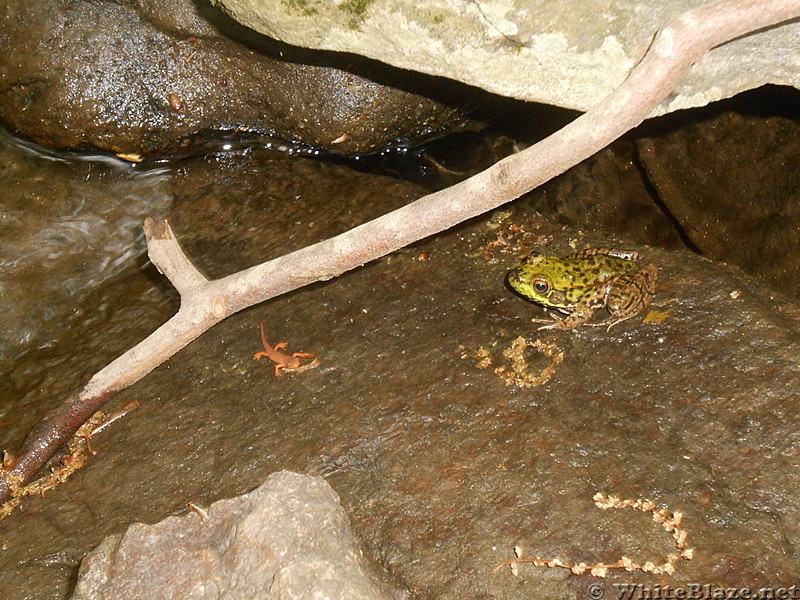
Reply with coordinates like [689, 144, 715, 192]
[507, 248, 658, 330]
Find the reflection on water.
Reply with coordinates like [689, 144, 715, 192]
[0, 128, 173, 362]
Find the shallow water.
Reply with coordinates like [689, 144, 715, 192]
[0, 129, 173, 362]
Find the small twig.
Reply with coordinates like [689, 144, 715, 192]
[186, 502, 210, 522]
[2, 0, 798, 504]
[84, 400, 140, 455]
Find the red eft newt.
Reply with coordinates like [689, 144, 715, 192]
[253, 322, 318, 377]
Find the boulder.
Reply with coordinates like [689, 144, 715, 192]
[217, 0, 800, 114]
[71, 471, 404, 600]
[0, 0, 467, 156]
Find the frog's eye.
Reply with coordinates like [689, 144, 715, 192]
[533, 278, 550, 294]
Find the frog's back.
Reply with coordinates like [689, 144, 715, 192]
[562, 253, 638, 284]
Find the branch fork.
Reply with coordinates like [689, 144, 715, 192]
[144, 218, 208, 296]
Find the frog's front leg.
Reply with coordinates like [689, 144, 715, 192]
[536, 300, 602, 330]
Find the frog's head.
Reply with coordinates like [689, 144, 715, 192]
[507, 251, 575, 309]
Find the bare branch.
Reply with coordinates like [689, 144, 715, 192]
[2, 0, 798, 505]
[143, 218, 208, 296]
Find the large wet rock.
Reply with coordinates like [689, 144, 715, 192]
[635, 100, 800, 296]
[0, 0, 467, 157]
[217, 0, 800, 115]
[71, 471, 404, 600]
[511, 88, 800, 297]
[1, 146, 799, 599]
[521, 140, 685, 251]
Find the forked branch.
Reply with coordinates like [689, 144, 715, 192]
[2, 0, 799, 504]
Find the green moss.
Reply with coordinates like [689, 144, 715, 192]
[337, 0, 374, 15]
[282, 0, 318, 16]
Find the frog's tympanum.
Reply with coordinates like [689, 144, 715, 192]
[508, 248, 658, 330]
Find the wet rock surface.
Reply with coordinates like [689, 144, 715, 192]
[0, 0, 467, 157]
[1, 142, 799, 599]
[71, 471, 404, 600]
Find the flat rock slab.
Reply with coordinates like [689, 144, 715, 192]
[219, 0, 800, 115]
[71, 471, 403, 600]
[1, 149, 799, 599]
